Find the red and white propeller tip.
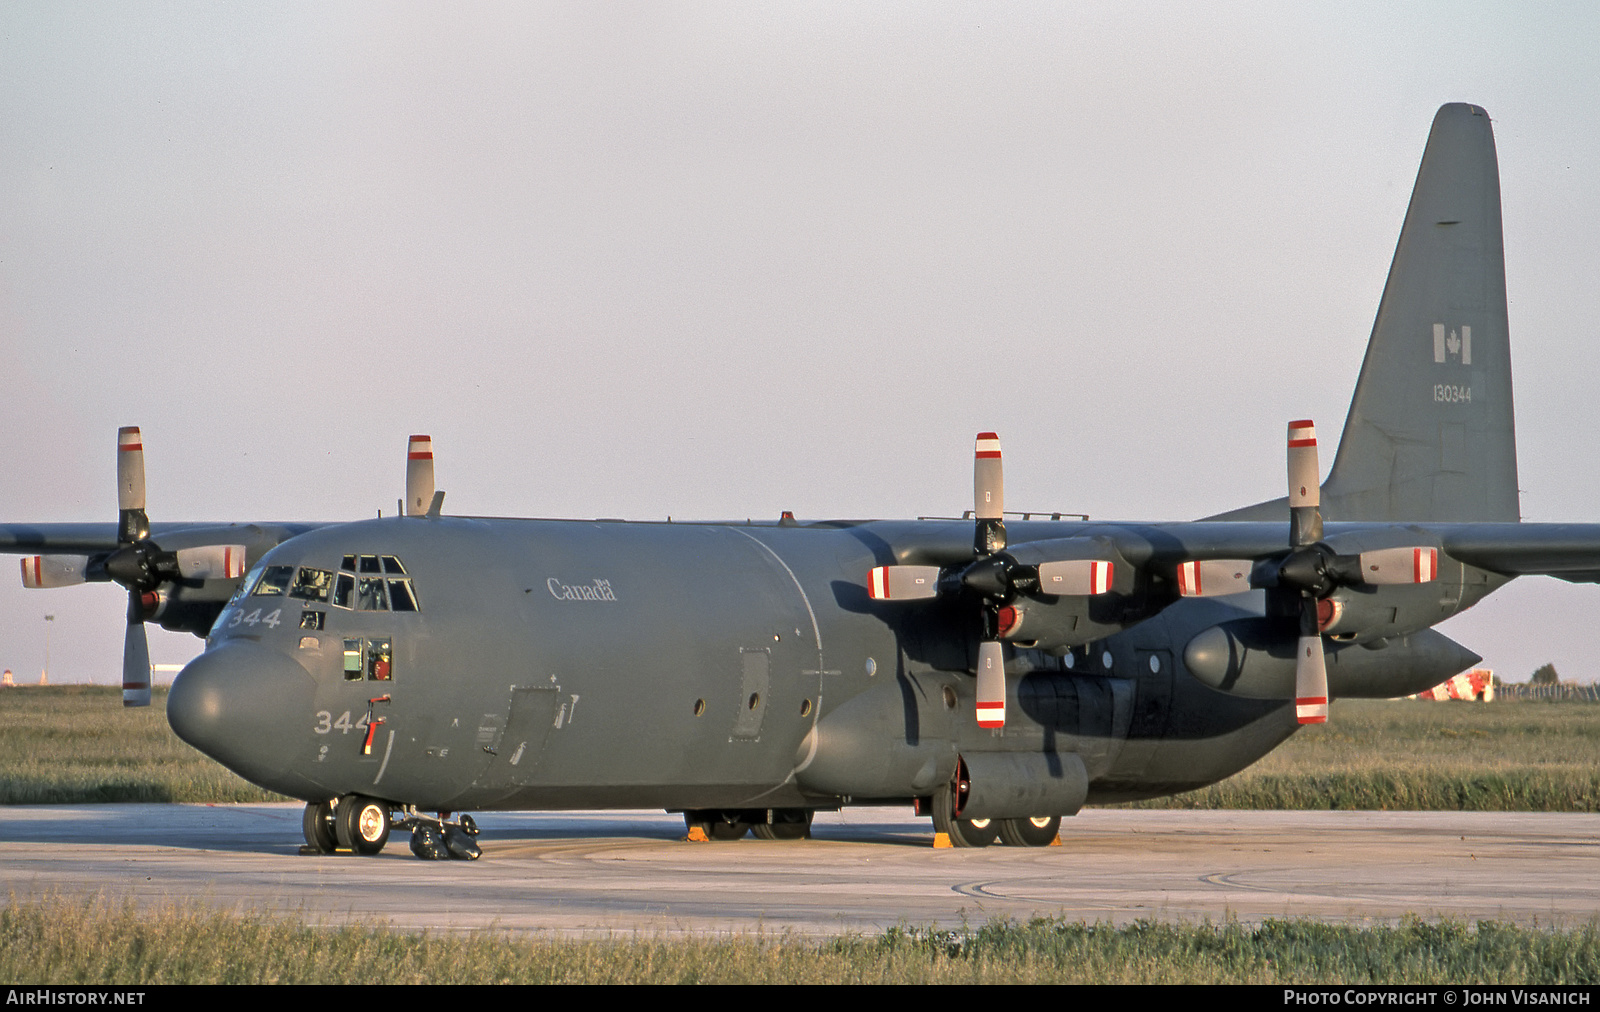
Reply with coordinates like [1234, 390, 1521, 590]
[1176, 560, 1251, 598]
[1286, 419, 1319, 508]
[1037, 559, 1113, 596]
[1295, 635, 1328, 724]
[117, 426, 146, 513]
[866, 565, 941, 601]
[406, 434, 434, 516]
[976, 640, 1005, 729]
[973, 432, 1003, 519]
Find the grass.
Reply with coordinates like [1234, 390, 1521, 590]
[0, 686, 284, 804]
[1116, 696, 1600, 811]
[2, 897, 1596, 984]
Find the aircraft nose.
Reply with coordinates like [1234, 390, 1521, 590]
[168, 641, 316, 794]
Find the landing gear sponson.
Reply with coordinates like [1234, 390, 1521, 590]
[301, 796, 481, 860]
[680, 804, 1060, 846]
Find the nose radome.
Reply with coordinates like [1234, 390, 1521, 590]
[168, 641, 317, 795]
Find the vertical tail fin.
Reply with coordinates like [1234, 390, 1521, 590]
[1213, 103, 1520, 523]
[1322, 103, 1519, 522]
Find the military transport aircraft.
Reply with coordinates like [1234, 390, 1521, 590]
[7, 103, 1599, 858]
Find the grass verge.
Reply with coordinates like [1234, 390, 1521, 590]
[3, 898, 1597, 984]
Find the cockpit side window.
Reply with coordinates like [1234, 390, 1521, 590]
[252, 566, 295, 597]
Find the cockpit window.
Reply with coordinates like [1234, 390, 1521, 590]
[289, 567, 334, 603]
[327, 555, 419, 611]
[356, 577, 388, 611]
[231, 564, 265, 605]
[252, 566, 295, 597]
[388, 580, 418, 611]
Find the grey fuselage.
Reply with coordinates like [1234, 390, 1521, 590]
[167, 513, 1487, 814]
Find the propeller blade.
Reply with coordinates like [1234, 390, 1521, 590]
[406, 434, 434, 517]
[1294, 595, 1328, 724]
[1286, 419, 1322, 547]
[123, 608, 151, 708]
[867, 565, 942, 601]
[174, 545, 249, 581]
[975, 639, 1005, 729]
[117, 426, 149, 543]
[1175, 559, 1252, 597]
[1037, 559, 1113, 596]
[1294, 633, 1328, 724]
[973, 432, 1005, 555]
[20, 555, 91, 589]
[1357, 546, 1438, 584]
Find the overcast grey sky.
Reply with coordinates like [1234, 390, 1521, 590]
[3, 2, 1599, 686]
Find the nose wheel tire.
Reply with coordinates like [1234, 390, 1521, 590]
[335, 795, 391, 855]
[998, 815, 1061, 847]
[301, 800, 337, 854]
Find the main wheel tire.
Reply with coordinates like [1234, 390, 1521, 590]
[751, 809, 813, 840]
[709, 819, 749, 841]
[931, 784, 998, 848]
[335, 795, 391, 855]
[301, 800, 337, 854]
[998, 815, 1061, 847]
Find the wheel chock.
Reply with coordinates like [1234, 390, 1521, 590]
[933, 832, 952, 848]
[685, 826, 711, 843]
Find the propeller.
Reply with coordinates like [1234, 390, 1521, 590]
[19, 427, 246, 706]
[1175, 420, 1438, 724]
[866, 432, 1115, 729]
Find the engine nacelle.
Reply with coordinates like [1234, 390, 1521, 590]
[1183, 618, 1480, 699]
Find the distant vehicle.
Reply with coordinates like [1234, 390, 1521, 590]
[1411, 668, 1495, 702]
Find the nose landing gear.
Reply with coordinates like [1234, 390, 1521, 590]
[299, 797, 481, 859]
[405, 810, 480, 861]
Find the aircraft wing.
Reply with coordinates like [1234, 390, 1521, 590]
[1438, 523, 1600, 583]
[1041, 520, 1600, 584]
[0, 521, 324, 555]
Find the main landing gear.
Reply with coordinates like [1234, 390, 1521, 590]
[925, 765, 1063, 848]
[300, 796, 481, 860]
[682, 808, 815, 841]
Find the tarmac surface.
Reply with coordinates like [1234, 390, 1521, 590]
[1, 805, 1596, 936]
